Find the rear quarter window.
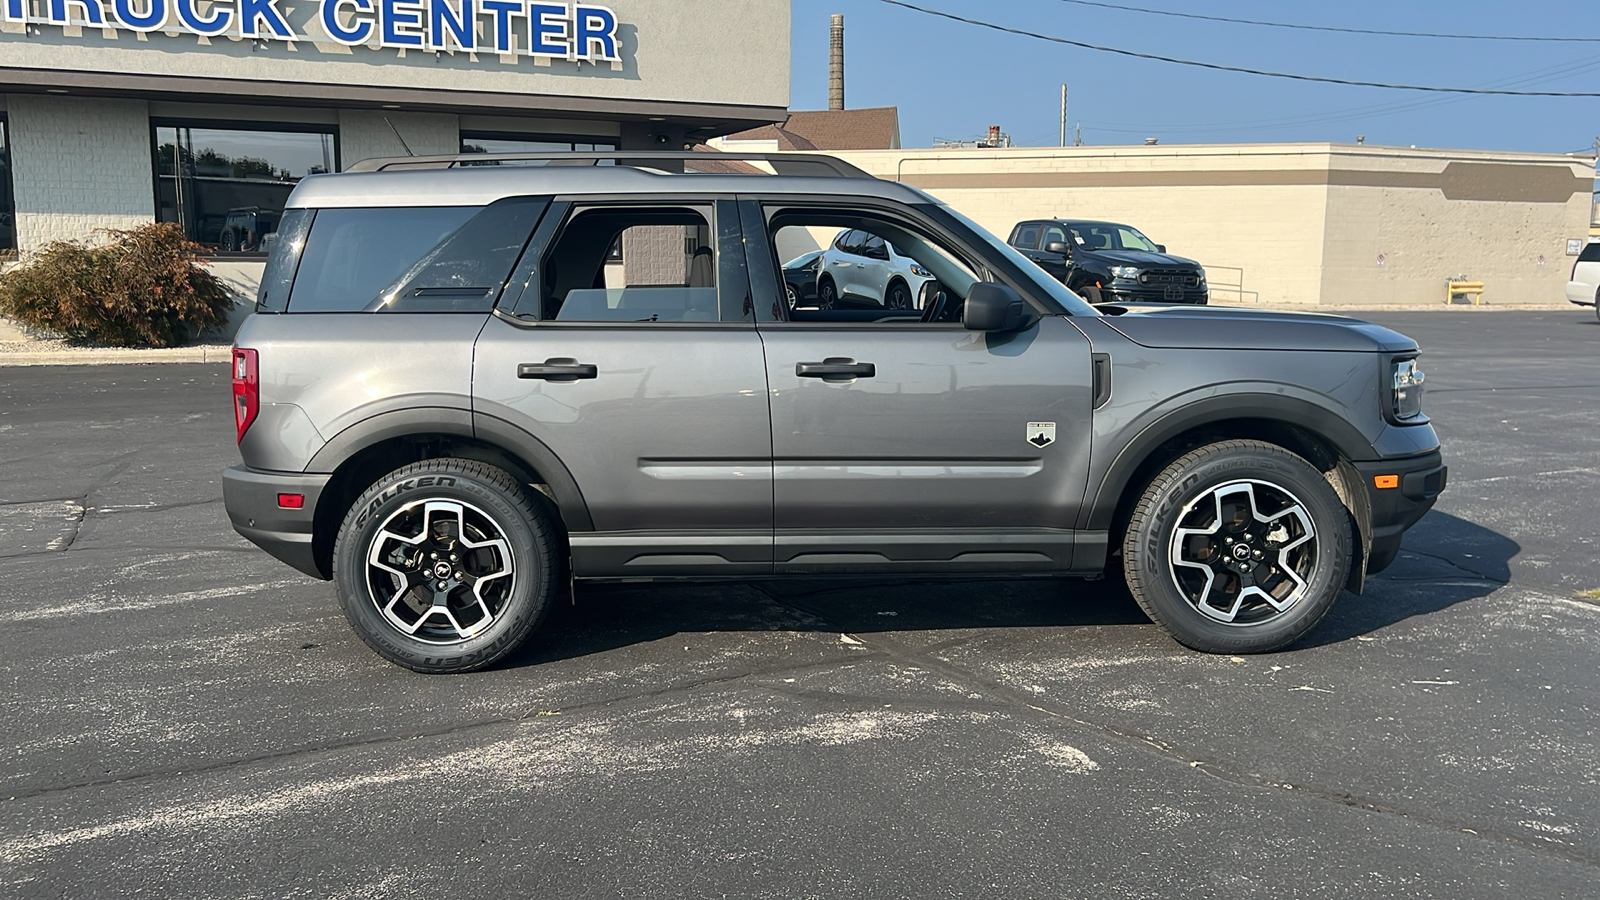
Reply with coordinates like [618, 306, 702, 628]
[276, 198, 549, 314]
[288, 207, 478, 312]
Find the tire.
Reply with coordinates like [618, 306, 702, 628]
[1081, 284, 1104, 304]
[817, 276, 838, 310]
[1594, 288, 1599, 323]
[886, 279, 912, 310]
[220, 230, 238, 253]
[332, 459, 560, 673]
[1122, 440, 1351, 654]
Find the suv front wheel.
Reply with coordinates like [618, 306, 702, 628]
[1122, 440, 1351, 654]
[332, 459, 560, 673]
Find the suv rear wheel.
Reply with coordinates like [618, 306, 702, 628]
[1122, 440, 1350, 654]
[332, 459, 559, 673]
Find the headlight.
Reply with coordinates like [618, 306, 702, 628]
[1195, 267, 1207, 285]
[1391, 358, 1426, 421]
[910, 264, 932, 278]
[1110, 266, 1141, 280]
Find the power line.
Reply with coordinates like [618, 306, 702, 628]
[1081, 56, 1600, 136]
[1049, 0, 1600, 43]
[877, 0, 1600, 96]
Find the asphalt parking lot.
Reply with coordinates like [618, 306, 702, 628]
[1, 310, 1596, 898]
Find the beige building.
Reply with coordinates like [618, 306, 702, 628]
[822, 143, 1596, 307]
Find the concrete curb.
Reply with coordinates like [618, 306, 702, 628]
[0, 346, 232, 367]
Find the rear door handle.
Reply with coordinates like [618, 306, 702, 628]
[796, 358, 876, 380]
[518, 359, 598, 381]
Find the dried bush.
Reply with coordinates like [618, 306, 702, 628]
[0, 223, 235, 348]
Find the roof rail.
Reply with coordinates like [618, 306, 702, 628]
[342, 150, 874, 179]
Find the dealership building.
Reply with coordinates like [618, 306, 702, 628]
[0, 0, 789, 264]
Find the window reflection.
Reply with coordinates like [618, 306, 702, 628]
[154, 123, 337, 255]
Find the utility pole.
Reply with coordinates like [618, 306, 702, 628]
[1074, 122, 1083, 147]
[1060, 84, 1068, 148]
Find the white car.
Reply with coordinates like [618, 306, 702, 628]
[1566, 240, 1600, 320]
[816, 228, 936, 310]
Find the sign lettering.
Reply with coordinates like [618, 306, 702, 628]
[1, 0, 623, 62]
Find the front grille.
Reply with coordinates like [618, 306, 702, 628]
[1137, 268, 1201, 287]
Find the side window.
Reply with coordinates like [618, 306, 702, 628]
[287, 206, 478, 313]
[769, 210, 979, 324]
[1580, 242, 1600, 263]
[1043, 225, 1068, 248]
[379, 197, 549, 312]
[542, 206, 723, 323]
[1014, 224, 1042, 250]
[834, 229, 861, 255]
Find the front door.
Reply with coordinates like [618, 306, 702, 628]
[746, 200, 1096, 574]
[474, 199, 773, 576]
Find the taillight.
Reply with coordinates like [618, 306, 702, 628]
[232, 348, 259, 443]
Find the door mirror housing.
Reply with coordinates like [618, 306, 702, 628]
[1155, 244, 1167, 253]
[963, 283, 1036, 333]
[1044, 241, 1072, 256]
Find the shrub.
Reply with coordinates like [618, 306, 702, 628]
[0, 223, 235, 348]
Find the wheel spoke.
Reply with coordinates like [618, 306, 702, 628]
[1168, 479, 1320, 627]
[364, 496, 519, 646]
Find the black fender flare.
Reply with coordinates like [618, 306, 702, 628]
[306, 407, 594, 532]
[1083, 391, 1378, 533]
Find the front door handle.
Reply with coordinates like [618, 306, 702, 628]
[796, 358, 876, 380]
[518, 358, 598, 381]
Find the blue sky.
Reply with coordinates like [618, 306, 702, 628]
[790, 0, 1600, 153]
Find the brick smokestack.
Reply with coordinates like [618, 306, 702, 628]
[829, 14, 845, 111]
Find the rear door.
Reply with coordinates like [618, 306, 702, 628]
[474, 198, 774, 576]
[741, 198, 1096, 574]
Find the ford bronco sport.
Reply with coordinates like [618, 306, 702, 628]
[223, 151, 1446, 673]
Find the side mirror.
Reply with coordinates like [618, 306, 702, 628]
[1044, 241, 1072, 256]
[1155, 244, 1167, 253]
[963, 282, 1036, 333]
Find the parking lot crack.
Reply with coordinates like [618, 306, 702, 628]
[752, 585, 1600, 872]
[2, 653, 877, 804]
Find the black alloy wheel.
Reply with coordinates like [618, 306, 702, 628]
[817, 277, 838, 310]
[333, 459, 560, 673]
[1122, 439, 1351, 654]
[886, 280, 912, 310]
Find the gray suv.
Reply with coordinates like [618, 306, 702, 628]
[223, 151, 1447, 673]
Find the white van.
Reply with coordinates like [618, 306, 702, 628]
[1566, 240, 1600, 319]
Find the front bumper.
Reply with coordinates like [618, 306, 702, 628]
[222, 465, 332, 579]
[1103, 285, 1209, 305]
[1355, 450, 1448, 576]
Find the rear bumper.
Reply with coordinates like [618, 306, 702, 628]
[1566, 281, 1596, 306]
[222, 465, 332, 580]
[1355, 451, 1448, 575]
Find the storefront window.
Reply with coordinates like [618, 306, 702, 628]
[0, 115, 15, 254]
[153, 122, 336, 255]
[459, 133, 617, 166]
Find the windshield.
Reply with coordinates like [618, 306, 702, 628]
[933, 206, 1099, 316]
[1069, 223, 1160, 253]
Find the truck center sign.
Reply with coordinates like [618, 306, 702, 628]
[1, 0, 622, 61]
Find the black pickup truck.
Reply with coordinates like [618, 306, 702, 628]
[1009, 219, 1208, 305]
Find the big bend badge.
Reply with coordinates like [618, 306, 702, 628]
[1027, 422, 1056, 448]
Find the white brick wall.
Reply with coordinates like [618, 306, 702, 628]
[6, 95, 153, 252]
[338, 111, 460, 168]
